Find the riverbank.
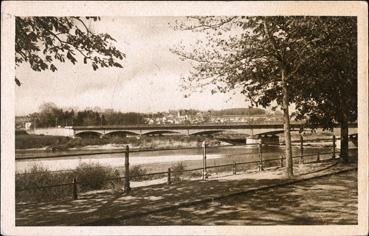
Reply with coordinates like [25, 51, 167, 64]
[15, 134, 222, 151]
[16, 159, 357, 226]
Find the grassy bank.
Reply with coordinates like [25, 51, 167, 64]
[16, 134, 71, 149]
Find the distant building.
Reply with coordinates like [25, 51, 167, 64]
[25, 122, 32, 130]
[15, 116, 32, 129]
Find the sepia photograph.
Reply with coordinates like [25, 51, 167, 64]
[1, 1, 368, 235]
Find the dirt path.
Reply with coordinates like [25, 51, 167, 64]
[122, 170, 357, 225]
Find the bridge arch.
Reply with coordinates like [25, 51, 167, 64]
[190, 130, 224, 136]
[142, 130, 180, 136]
[104, 130, 139, 137]
[75, 131, 102, 138]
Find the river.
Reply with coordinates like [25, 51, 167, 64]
[16, 143, 341, 174]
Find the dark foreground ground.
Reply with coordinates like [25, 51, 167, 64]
[122, 170, 357, 225]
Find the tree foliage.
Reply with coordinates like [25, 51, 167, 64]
[15, 17, 125, 85]
[172, 16, 328, 177]
[171, 16, 357, 173]
[290, 17, 357, 161]
[171, 16, 322, 107]
[292, 17, 357, 128]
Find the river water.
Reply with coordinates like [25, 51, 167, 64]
[16, 143, 339, 174]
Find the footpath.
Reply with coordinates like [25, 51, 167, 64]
[16, 159, 357, 226]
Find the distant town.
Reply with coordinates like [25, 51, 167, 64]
[15, 105, 285, 130]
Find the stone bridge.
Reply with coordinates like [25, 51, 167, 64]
[71, 123, 305, 138]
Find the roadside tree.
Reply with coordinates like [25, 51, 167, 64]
[291, 17, 357, 162]
[171, 16, 331, 177]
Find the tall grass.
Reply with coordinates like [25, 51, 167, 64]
[16, 165, 74, 202]
[16, 163, 116, 203]
[16, 163, 169, 203]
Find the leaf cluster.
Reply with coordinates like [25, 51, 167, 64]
[15, 17, 125, 84]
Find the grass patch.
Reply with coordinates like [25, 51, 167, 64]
[16, 165, 74, 202]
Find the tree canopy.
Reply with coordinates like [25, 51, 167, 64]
[171, 16, 357, 174]
[28, 103, 146, 128]
[291, 17, 357, 161]
[171, 17, 322, 108]
[292, 17, 357, 128]
[15, 17, 125, 85]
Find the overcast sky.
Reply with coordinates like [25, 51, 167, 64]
[15, 17, 250, 116]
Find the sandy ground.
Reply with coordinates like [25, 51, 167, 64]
[16, 158, 357, 226]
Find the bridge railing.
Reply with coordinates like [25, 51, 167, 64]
[16, 137, 358, 203]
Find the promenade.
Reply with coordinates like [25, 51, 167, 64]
[16, 159, 357, 226]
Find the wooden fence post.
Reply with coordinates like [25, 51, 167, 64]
[258, 143, 264, 171]
[202, 141, 207, 180]
[167, 168, 171, 185]
[72, 177, 78, 200]
[317, 151, 320, 162]
[300, 135, 304, 165]
[332, 135, 336, 159]
[124, 145, 131, 192]
[233, 161, 236, 175]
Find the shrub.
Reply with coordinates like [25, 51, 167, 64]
[109, 169, 123, 194]
[171, 162, 186, 181]
[73, 163, 115, 191]
[129, 165, 148, 181]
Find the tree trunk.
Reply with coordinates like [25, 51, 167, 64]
[340, 116, 349, 163]
[263, 19, 293, 177]
[281, 68, 293, 177]
[338, 83, 349, 163]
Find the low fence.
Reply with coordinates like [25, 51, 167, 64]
[16, 135, 357, 203]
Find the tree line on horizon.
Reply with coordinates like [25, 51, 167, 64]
[18, 103, 277, 128]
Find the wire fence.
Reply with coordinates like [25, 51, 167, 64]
[16, 136, 358, 203]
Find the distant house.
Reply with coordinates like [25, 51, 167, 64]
[15, 116, 32, 129]
[25, 122, 32, 130]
